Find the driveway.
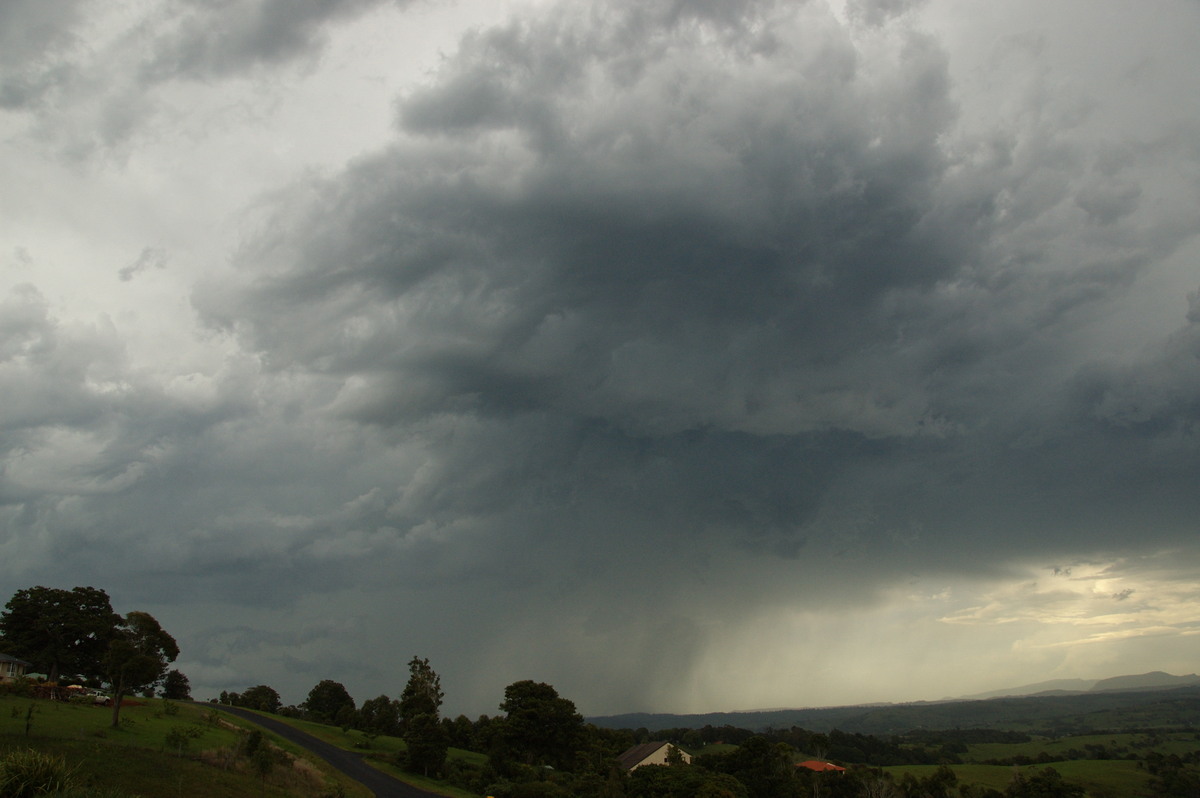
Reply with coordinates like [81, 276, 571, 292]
[206, 703, 443, 798]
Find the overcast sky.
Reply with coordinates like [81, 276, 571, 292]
[2, 0, 1199, 718]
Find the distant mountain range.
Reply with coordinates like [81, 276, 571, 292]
[587, 672, 1200, 736]
[957, 671, 1200, 699]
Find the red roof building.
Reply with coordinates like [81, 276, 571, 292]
[797, 760, 846, 773]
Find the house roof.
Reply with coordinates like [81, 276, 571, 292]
[0, 653, 32, 666]
[617, 741, 673, 771]
[797, 761, 846, 772]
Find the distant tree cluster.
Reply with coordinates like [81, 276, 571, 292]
[221, 684, 283, 714]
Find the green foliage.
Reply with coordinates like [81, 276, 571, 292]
[234, 685, 283, 714]
[358, 695, 401, 737]
[1003, 766, 1084, 797]
[0, 748, 78, 797]
[240, 729, 266, 759]
[0, 587, 120, 684]
[303, 681, 355, 725]
[699, 736, 801, 798]
[163, 724, 203, 757]
[103, 611, 178, 728]
[404, 712, 448, 776]
[497, 680, 587, 772]
[629, 764, 748, 798]
[1143, 752, 1200, 797]
[248, 742, 277, 785]
[160, 669, 191, 700]
[399, 657, 443, 728]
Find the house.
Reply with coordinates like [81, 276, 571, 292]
[0, 653, 31, 683]
[618, 741, 693, 771]
[797, 761, 846, 773]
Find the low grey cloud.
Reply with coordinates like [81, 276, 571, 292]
[0, 0, 86, 109]
[141, 0, 407, 81]
[0, 0, 402, 157]
[118, 247, 169, 282]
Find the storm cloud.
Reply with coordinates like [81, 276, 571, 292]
[2, 0, 1198, 715]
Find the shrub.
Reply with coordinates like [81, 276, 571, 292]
[0, 748, 78, 797]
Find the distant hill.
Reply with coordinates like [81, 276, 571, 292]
[958, 671, 1200, 700]
[587, 678, 1200, 736]
[959, 678, 1097, 699]
[1090, 671, 1200, 692]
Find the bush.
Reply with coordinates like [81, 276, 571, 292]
[0, 749, 78, 797]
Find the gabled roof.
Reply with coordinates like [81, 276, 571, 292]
[0, 653, 32, 666]
[797, 760, 846, 772]
[617, 741, 673, 771]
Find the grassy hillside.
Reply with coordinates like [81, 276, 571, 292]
[0, 692, 370, 797]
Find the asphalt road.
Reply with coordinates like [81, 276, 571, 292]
[205, 703, 443, 798]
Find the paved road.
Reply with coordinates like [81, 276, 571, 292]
[205, 703, 441, 798]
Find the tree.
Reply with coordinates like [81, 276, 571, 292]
[161, 669, 191, 700]
[237, 685, 283, 713]
[0, 586, 120, 682]
[702, 736, 801, 798]
[405, 711, 449, 776]
[497, 680, 587, 771]
[359, 694, 401, 737]
[399, 657, 447, 775]
[399, 656, 444, 729]
[303, 679, 355, 724]
[105, 611, 179, 727]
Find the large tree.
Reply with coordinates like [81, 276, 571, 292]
[405, 711, 449, 776]
[105, 611, 179, 727]
[161, 669, 191, 700]
[0, 586, 120, 682]
[359, 694, 401, 737]
[399, 656, 443, 728]
[497, 680, 587, 771]
[303, 679, 356, 724]
[400, 656, 447, 775]
[236, 684, 283, 713]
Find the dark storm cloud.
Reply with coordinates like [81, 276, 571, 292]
[0, 0, 86, 109]
[204, 1, 961, 438]
[142, 0, 408, 81]
[6, 0, 1200, 713]
[191, 0, 1200, 628]
[0, 0, 404, 154]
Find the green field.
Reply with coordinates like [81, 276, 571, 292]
[884, 760, 1151, 797]
[964, 731, 1200, 763]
